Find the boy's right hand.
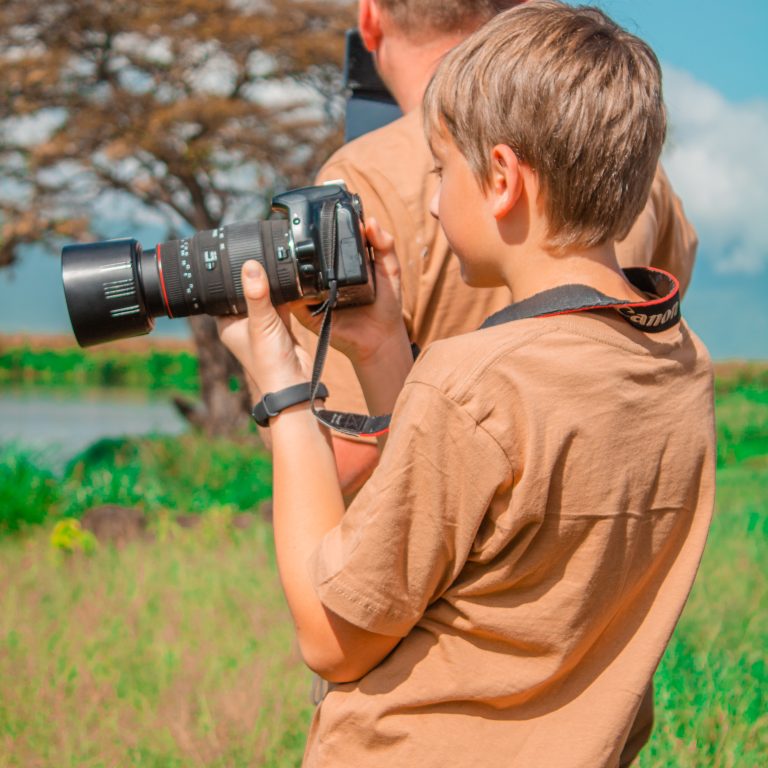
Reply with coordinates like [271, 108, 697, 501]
[290, 218, 410, 368]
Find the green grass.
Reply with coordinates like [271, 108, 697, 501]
[0, 434, 272, 533]
[638, 461, 768, 768]
[0, 371, 766, 766]
[0, 345, 199, 393]
[0, 446, 59, 532]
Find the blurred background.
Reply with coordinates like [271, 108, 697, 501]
[0, 1, 765, 767]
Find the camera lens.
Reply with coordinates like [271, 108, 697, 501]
[61, 219, 301, 347]
[61, 239, 161, 347]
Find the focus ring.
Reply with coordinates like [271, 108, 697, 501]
[158, 242, 186, 317]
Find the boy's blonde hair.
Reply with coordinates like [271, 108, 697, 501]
[424, 1, 667, 251]
[378, 0, 525, 37]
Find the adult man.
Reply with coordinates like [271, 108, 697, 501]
[297, 0, 698, 497]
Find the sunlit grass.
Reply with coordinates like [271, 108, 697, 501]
[0, 521, 313, 768]
[0, 433, 272, 529]
[638, 461, 768, 768]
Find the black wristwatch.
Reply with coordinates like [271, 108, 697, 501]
[252, 382, 329, 428]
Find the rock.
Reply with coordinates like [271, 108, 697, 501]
[80, 505, 149, 545]
[258, 499, 273, 523]
[174, 514, 202, 529]
[232, 513, 255, 530]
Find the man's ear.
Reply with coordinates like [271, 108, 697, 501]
[488, 144, 523, 219]
[359, 0, 384, 52]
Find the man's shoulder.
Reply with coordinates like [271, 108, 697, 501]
[318, 111, 430, 181]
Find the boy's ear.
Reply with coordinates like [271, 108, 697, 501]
[359, 0, 384, 52]
[488, 144, 523, 220]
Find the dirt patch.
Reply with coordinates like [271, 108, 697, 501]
[81, 505, 150, 545]
[0, 332, 194, 353]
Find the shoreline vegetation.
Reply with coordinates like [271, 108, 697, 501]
[3, 332, 768, 396]
[0, 334, 199, 394]
[1, 340, 766, 766]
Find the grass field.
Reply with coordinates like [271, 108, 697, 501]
[0, 360, 766, 766]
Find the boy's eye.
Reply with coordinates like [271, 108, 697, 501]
[430, 166, 443, 178]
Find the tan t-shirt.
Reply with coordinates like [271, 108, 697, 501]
[300, 110, 699, 419]
[305, 311, 715, 768]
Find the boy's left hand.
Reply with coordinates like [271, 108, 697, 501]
[217, 261, 312, 396]
[291, 218, 407, 367]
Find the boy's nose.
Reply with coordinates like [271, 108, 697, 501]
[429, 188, 440, 220]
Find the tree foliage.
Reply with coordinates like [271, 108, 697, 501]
[0, 0, 355, 433]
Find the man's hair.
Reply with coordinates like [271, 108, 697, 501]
[378, 0, 526, 37]
[423, 1, 667, 251]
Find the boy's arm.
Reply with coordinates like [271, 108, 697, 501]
[268, 402, 403, 682]
[237, 372, 379, 501]
[219, 233, 414, 682]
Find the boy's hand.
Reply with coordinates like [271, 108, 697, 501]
[291, 218, 408, 366]
[217, 261, 312, 395]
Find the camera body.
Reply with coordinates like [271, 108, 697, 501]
[61, 183, 375, 347]
[271, 183, 374, 309]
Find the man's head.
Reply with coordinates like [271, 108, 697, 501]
[371, 0, 527, 38]
[358, 0, 526, 113]
[424, 1, 667, 252]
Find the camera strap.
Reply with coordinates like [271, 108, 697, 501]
[308, 225, 680, 437]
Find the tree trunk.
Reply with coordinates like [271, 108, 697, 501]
[180, 315, 252, 437]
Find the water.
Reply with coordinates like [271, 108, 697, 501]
[0, 389, 187, 466]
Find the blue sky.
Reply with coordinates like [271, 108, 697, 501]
[1, 0, 767, 358]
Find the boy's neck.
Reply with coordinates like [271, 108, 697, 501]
[499, 242, 649, 305]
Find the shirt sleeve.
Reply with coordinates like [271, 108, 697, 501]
[615, 164, 698, 296]
[309, 379, 512, 637]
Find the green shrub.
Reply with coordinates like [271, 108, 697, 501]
[0, 344, 199, 392]
[58, 433, 272, 519]
[0, 445, 61, 533]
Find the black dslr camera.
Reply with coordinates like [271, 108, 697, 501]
[62, 31, 397, 348]
[61, 183, 375, 347]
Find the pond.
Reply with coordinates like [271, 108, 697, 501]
[0, 389, 187, 465]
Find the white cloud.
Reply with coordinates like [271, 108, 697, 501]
[662, 67, 768, 274]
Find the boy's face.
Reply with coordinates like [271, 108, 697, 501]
[429, 130, 503, 287]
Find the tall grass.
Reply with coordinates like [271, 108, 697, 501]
[0, 522, 313, 768]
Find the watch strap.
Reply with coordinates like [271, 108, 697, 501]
[252, 382, 329, 427]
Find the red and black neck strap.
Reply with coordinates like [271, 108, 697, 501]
[311, 266, 681, 438]
[481, 267, 680, 332]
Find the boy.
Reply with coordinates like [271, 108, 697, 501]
[219, 2, 715, 765]
[292, 0, 698, 497]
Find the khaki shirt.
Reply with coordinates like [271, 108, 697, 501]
[300, 110, 699, 420]
[305, 311, 715, 768]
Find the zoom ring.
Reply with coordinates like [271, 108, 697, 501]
[225, 222, 264, 305]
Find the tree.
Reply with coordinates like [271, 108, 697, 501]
[0, 0, 355, 434]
